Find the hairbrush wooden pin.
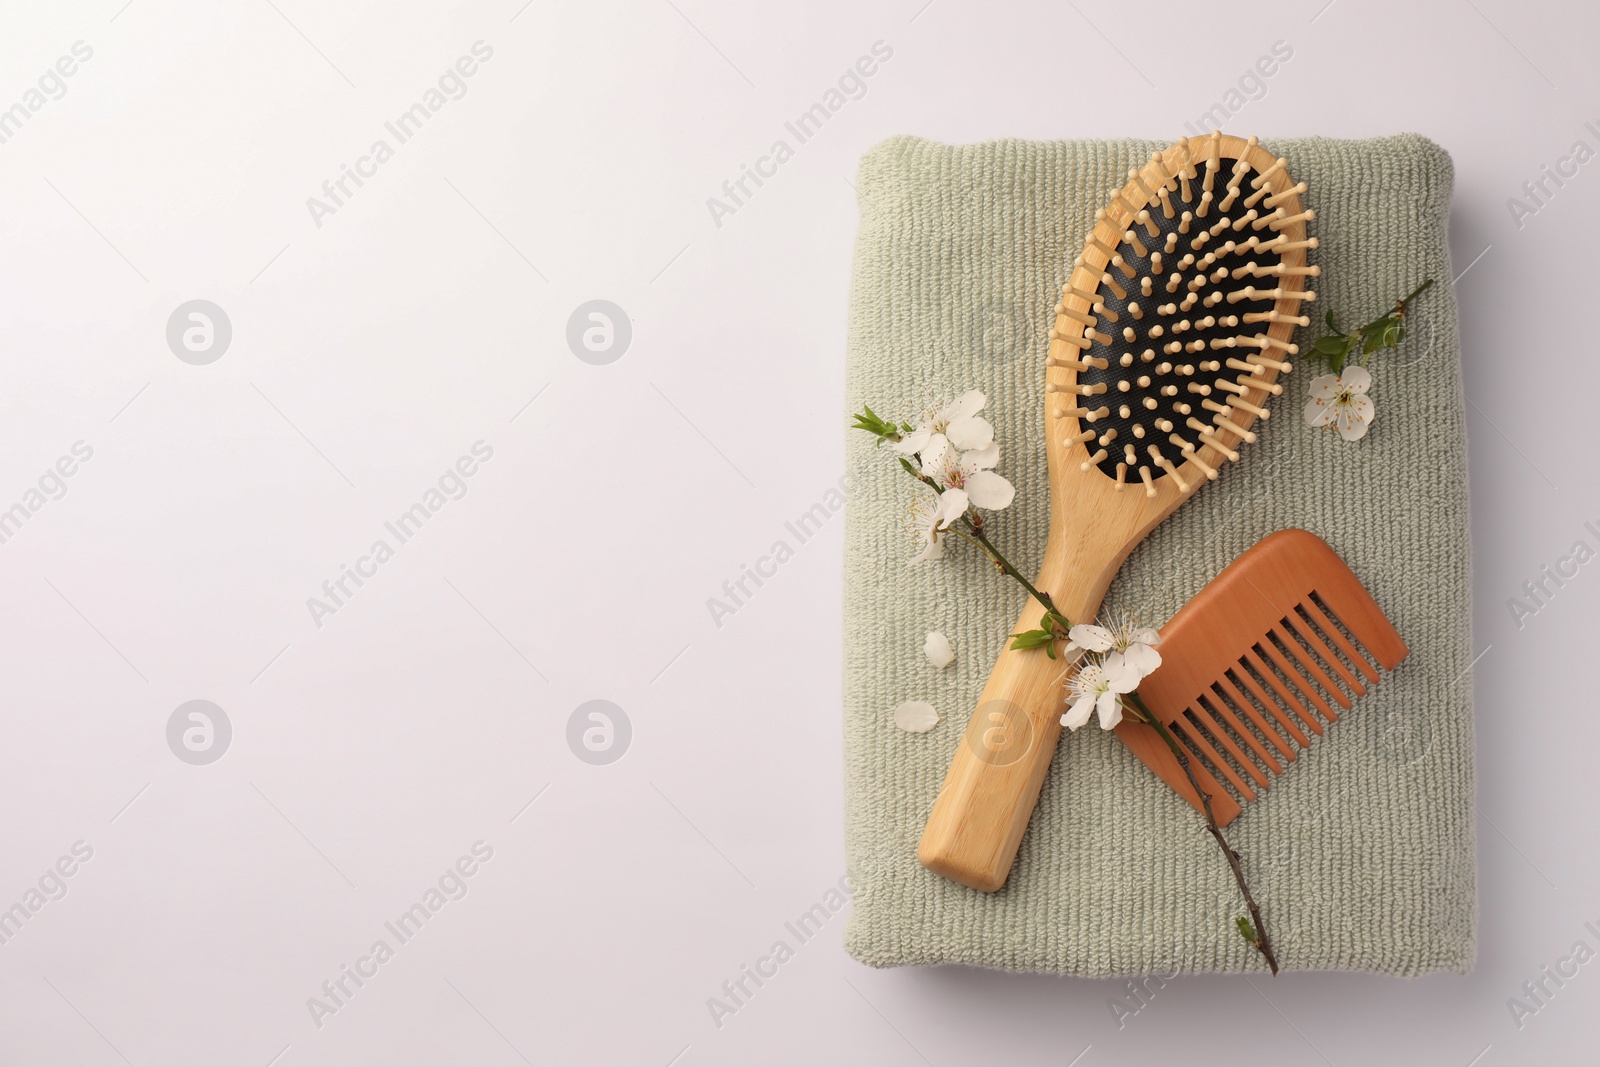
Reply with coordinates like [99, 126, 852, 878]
[1113, 529, 1407, 824]
[918, 132, 1318, 891]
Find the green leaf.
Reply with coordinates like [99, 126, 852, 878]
[1008, 628, 1054, 652]
[1329, 349, 1345, 374]
[1324, 309, 1336, 330]
[1312, 337, 1346, 356]
[1235, 916, 1259, 945]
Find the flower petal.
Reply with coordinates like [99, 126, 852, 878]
[1067, 624, 1114, 652]
[1130, 628, 1161, 647]
[891, 429, 930, 456]
[947, 415, 994, 452]
[1061, 694, 1095, 730]
[1096, 690, 1124, 729]
[1304, 394, 1335, 427]
[1308, 374, 1341, 401]
[1339, 365, 1372, 394]
[919, 435, 953, 480]
[936, 488, 969, 527]
[923, 631, 955, 669]
[962, 470, 1015, 511]
[1123, 643, 1162, 677]
[893, 701, 940, 733]
[908, 539, 944, 565]
[959, 441, 1000, 471]
[1337, 393, 1374, 441]
[940, 390, 986, 424]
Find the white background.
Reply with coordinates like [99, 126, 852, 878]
[0, 0, 1592, 1064]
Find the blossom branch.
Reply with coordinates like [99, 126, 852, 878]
[890, 455, 1072, 632]
[1123, 690, 1280, 975]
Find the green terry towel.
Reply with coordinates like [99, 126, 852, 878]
[841, 135, 1473, 977]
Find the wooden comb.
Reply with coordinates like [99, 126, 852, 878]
[1115, 528, 1408, 824]
[919, 132, 1317, 891]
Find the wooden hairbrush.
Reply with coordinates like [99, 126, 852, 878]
[918, 132, 1317, 891]
[1115, 528, 1408, 824]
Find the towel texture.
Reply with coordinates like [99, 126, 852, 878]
[841, 135, 1473, 977]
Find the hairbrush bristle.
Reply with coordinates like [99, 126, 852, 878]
[1048, 132, 1316, 487]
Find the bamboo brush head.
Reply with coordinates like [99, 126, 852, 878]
[1048, 132, 1316, 500]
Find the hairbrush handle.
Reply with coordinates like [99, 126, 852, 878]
[916, 535, 1125, 892]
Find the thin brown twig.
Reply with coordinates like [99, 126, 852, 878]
[1125, 691, 1279, 975]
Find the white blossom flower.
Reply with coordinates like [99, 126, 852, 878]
[921, 437, 1015, 513]
[1070, 615, 1162, 678]
[906, 491, 966, 565]
[1061, 658, 1139, 731]
[1064, 623, 1115, 657]
[893, 390, 995, 460]
[923, 631, 955, 669]
[894, 701, 940, 732]
[1303, 365, 1375, 441]
[1105, 614, 1163, 677]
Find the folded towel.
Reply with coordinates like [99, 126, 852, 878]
[842, 134, 1473, 976]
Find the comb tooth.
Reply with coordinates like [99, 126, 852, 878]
[1278, 616, 1358, 704]
[1176, 713, 1256, 800]
[1137, 208, 1161, 238]
[1242, 184, 1271, 209]
[1294, 606, 1367, 697]
[1138, 465, 1155, 497]
[1102, 271, 1128, 300]
[1302, 596, 1380, 683]
[1214, 673, 1297, 761]
[1157, 186, 1175, 219]
[1128, 166, 1155, 203]
[1230, 661, 1311, 748]
[1200, 691, 1283, 778]
[1178, 210, 1193, 234]
[1080, 448, 1108, 470]
[1242, 646, 1323, 734]
[1191, 698, 1272, 785]
[1064, 428, 1096, 446]
[1113, 462, 1126, 492]
[1261, 632, 1341, 722]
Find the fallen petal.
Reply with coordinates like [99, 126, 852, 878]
[923, 631, 955, 669]
[893, 701, 940, 733]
